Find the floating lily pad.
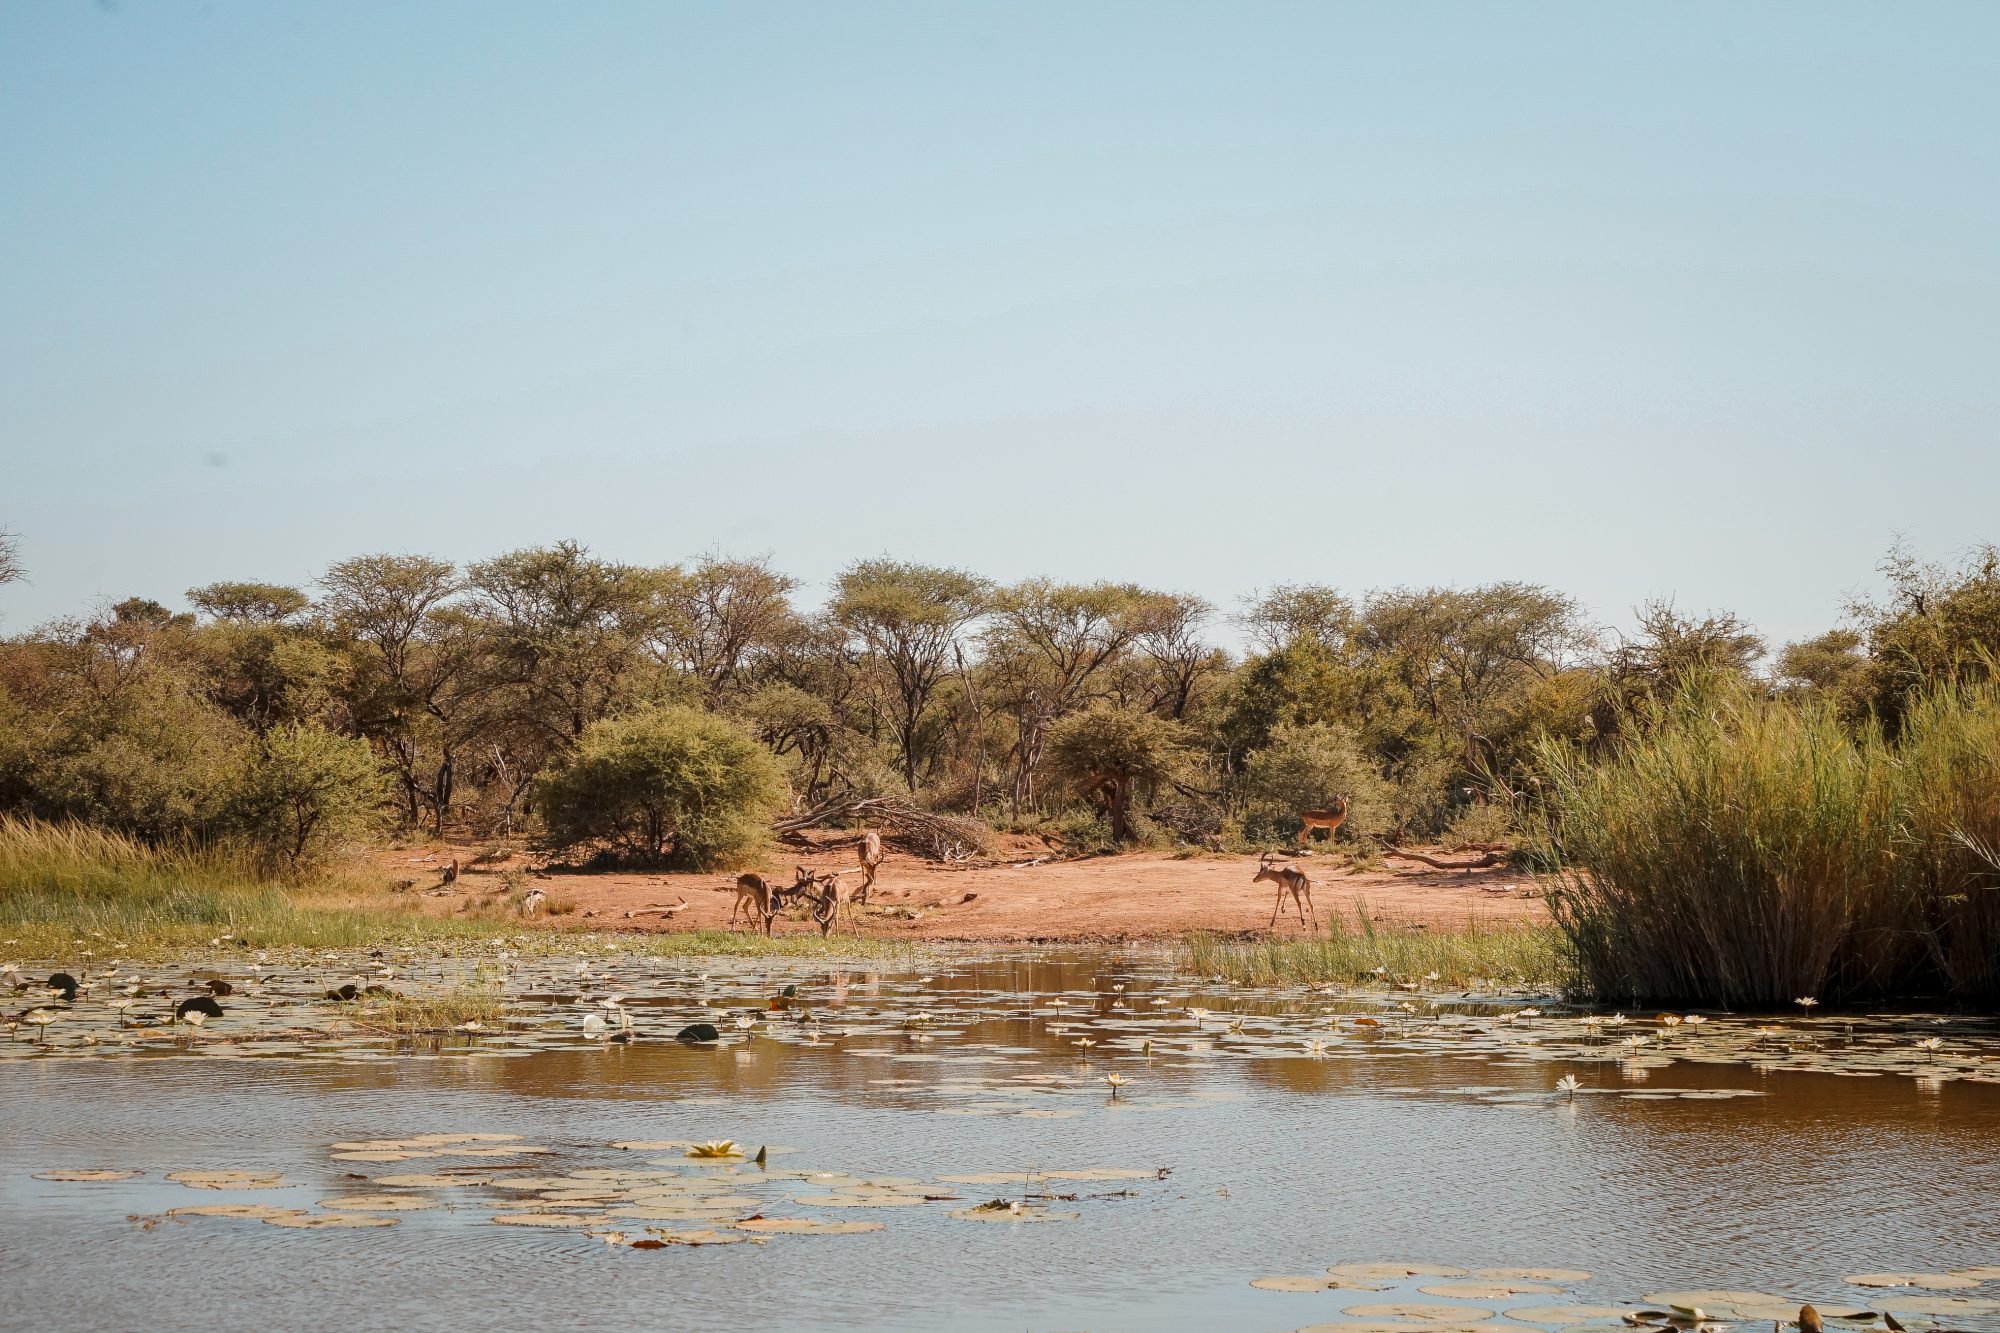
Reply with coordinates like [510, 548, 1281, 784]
[640, 1227, 747, 1245]
[946, 1201, 1078, 1223]
[732, 1217, 885, 1235]
[166, 1170, 287, 1190]
[491, 1212, 616, 1228]
[264, 1212, 398, 1228]
[318, 1193, 440, 1212]
[1424, 1283, 1565, 1300]
[1505, 1307, 1631, 1325]
[371, 1173, 491, 1188]
[1341, 1303, 1496, 1322]
[169, 1204, 304, 1220]
[1479, 1269, 1594, 1284]
[34, 1168, 141, 1182]
[1254, 1276, 1337, 1292]
[793, 1193, 939, 1208]
[1330, 1265, 1474, 1281]
[1845, 1275, 1976, 1291]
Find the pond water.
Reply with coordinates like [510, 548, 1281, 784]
[5, 949, 2000, 1333]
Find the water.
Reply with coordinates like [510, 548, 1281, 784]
[5, 949, 2000, 1333]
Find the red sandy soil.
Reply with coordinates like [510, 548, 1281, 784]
[375, 834, 1547, 943]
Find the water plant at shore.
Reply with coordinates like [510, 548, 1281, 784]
[1539, 681, 2000, 1007]
[1180, 911, 1572, 991]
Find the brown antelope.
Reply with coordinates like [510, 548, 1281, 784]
[854, 830, 884, 904]
[1298, 796, 1350, 846]
[1254, 853, 1318, 931]
[810, 870, 864, 937]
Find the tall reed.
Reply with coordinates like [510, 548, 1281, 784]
[1890, 684, 2000, 1002]
[1539, 686, 1909, 1007]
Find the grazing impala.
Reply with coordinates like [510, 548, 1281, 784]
[1298, 796, 1349, 845]
[854, 829, 884, 904]
[810, 870, 864, 937]
[730, 866, 815, 936]
[1254, 853, 1319, 931]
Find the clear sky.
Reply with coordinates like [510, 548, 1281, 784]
[3, 2, 1996, 650]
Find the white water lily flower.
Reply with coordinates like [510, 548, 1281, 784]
[1556, 1073, 1581, 1096]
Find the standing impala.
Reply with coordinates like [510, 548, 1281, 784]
[1298, 795, 1349, 846]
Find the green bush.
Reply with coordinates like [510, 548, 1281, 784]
[534, 705, 784, 868]
[1237, 721, 1389, 846]
[1044, 703, 1188, 842]
[0, 673, 244, 841]
[226, 723, 387, 869]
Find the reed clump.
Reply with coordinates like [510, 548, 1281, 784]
[1891, 683, 2000, 1003]
[1541, 680, 2000, 1007]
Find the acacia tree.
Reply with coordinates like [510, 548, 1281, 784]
[832, 559, 989, 791]
[320, 554, 485, 832]
[1358, 582, 1593, 782]
[983, 580, 1175, 814]
[654, 555, 800, 698]
[0, 528, 23, 589]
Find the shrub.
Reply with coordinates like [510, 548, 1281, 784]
[534, 705, 785, 869]
[1044, 703, 1188, 842]
[226, 723, 387, 869]
[1237, 721, 1390, 846]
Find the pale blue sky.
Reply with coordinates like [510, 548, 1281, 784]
[4, 2, 1996, 649]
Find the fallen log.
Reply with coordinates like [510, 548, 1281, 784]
[1375, 842, 1509, 872]
[772, 794, 991, 860]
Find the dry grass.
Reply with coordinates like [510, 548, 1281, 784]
[0, 817, 918, 962]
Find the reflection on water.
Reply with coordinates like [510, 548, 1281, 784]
[5, 949, 2000, 1333]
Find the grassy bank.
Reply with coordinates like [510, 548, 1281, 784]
[1182, 911, 1574, 992]
[0, 817, 917, 962]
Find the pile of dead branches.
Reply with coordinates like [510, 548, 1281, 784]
[773, 795, 994, 862]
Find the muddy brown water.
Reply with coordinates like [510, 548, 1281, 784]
[4, 950, 1999, 1332]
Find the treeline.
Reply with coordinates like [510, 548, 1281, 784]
[0, 534, 1996, 880]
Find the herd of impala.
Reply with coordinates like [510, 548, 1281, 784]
[729, 797, 1350, 937]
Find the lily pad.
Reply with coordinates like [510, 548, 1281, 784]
[318, 1193, 441, 1212]
[1424, 1283, 1565, 1300]
[491, 1212, 616, 1228]
[1479, 1270, 1595, 1284]
[946, 1201, 1079, 1223]
[732, 1217, 885, 1235]
[34, 1168, 141, 1182]
[1255, 1276, 1337, 1292]
[371, 1173, 491, 1188]
[640, 1227, 748, 1245]
[1845, 1275, 1976, 1291]
[168, 1203, 305, 1220]
[166, 1169, 287, 1190]
[1342, 1304, 1496, 1322]
[263, 1212, 399, 1228]
[1330, 1264, 1474, 1281]
[1505, 1308, 1632, 1325]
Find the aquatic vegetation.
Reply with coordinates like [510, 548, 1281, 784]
[1182, 915, 1573, 992]
[1542, 682, 2000, 1007]
[684, 1140, 743, 1159]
